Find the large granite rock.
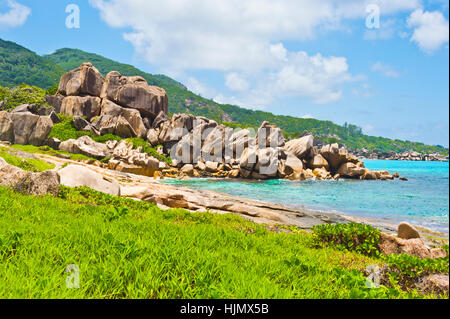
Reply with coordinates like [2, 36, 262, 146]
[256, 121, 285, 148]
[284, 135, 314, 160]
[100, 71, 168, 118]
[378, 233, 447, 259]
[0, 157, 60, 196]
[307, 154, 329, 170]
[107, 140, 160, 177]
[159, 113, 196, 143]
[398, 222, 421, 240]
[58, 62, 104, 97]
[226, 129, 255, 160]
[92, 99, 147, 139]
[59, 136, 111, 159]
[279, 151, 304, 177]
[3, 112, 53, 146]
[60, 96, 101, 121]
[58, 164, 120, 196]
[0, 111, 14, 142]
[45, 95, 64, 113]
[336, 162, 366, 178]
[320, 143, 359, 172]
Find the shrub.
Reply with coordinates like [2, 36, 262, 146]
[0, 84, 49, 111]
[312, 223, 381, 257]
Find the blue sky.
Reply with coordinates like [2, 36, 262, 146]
[1, 0, 449, 147]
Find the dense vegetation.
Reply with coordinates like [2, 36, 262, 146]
[0, 39, 64, 89]
[1, 38, 447, 155]
[0, 184, 446, 299]
[0, 84, 55, 111]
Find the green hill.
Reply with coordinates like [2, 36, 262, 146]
[0, 38, 447, 155]
[0, 39, 64, 89]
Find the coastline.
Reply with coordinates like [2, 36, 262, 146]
[3, 144, 448, 247]
[40, 151, 450, 245]
[159, 176, 449, 244]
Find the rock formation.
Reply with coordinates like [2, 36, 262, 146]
[0, 62, 405, 181]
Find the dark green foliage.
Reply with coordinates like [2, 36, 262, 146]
[0, 84, 49, 111]
[312, 223, 381, 257]
[0, 39, 64, 89]
[385, 253, 449, 278]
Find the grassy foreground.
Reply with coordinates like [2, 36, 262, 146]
[0, 185, 443, 299]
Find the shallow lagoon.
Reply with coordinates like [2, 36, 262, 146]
[163, 160, 449, 233]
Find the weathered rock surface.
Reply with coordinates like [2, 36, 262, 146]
[320, 143, 359, 172]
[398, 222, 421, 240]
[60, 96, 101, 121]
[378, 233, 447, 259]
[92, 99, 147, 138]
[58, 164, 120, 196]
[0, 111, 14, 142]
[284, 135, 314, 160]
[0, 111, 53, 146]
[59, 136, 111, 159]
[100, 71, 168, 118]
[58, 62, 104, 97]
[256, 121, 285, 148]
[308, 154, 329, 170]
[0, 157, 59, 196]
[107, 140, 160, 177]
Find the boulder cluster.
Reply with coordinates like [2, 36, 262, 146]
[1, 62, 402, 181]
[353, 148, 448, 162]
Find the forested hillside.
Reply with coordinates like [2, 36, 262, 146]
[0, 39, 64, 89]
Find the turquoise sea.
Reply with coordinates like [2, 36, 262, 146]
[163, 160, 449, 234]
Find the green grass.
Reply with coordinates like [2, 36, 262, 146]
[0, 185, 442, 299]
[0, 149, 54, 172]
[8, 144, 95, 162]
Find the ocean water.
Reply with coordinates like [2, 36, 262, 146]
[162, 160, 449, 233]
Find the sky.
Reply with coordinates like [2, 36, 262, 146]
[0, 0, 449, 147]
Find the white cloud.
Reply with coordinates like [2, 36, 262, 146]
[225, 73, 250, 92]
[407, 8, 449, 53]
[90, 0, 422, 107]
[301, 114, 314, 119]
[371, 61, 400, 77]
[0, 0, 30, 28]
[186, 77, 217, 98]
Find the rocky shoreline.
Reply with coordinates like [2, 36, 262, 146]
[353, 149, 449, 162]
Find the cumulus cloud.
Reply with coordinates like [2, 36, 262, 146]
[407, 8, 449, 53]
[371, 61, 400, 77]
[0, 0, 30, 28]
[225, 73, 250, 92]
[89, 0, 421, 106]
